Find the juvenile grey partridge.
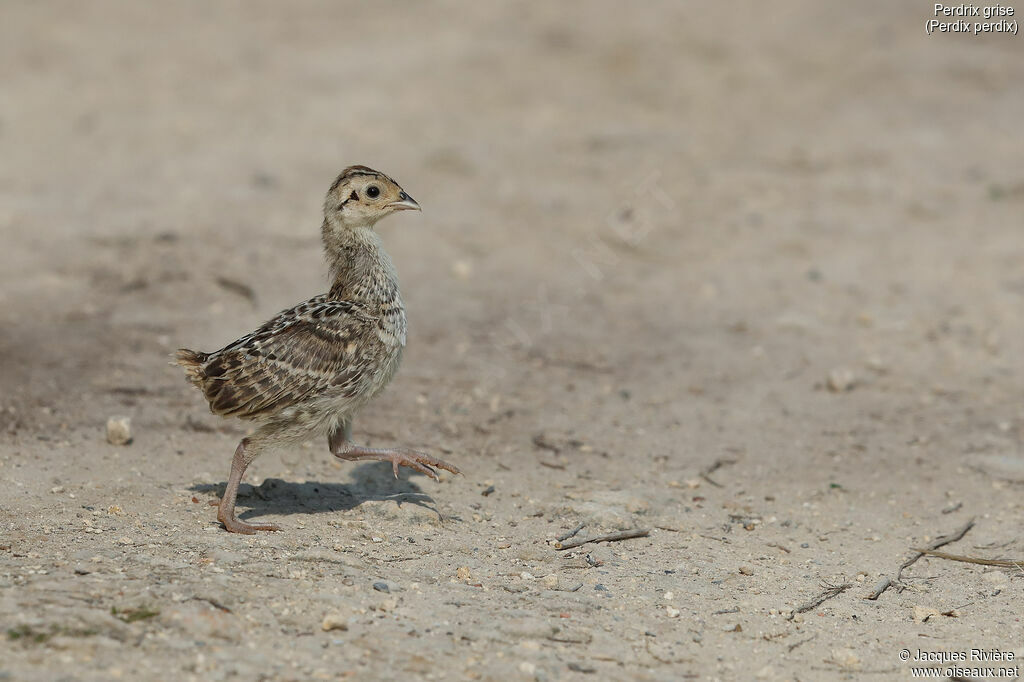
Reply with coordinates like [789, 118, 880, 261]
[175, 166, 460, 534]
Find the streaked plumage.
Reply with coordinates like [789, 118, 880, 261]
[175, 166, 459, 534]
[176, 296, 393, 425]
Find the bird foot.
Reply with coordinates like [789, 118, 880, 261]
[387, 449, 461, 480]
[219, 513, 281, 535]
[334, 446, 461, 481]
[209, 498, 280, 534]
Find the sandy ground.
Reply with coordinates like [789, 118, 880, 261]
[2, 2, 1023, 680]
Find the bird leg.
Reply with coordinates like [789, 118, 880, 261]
[210, 438, 281, 534]
[328, 428, 460, 481]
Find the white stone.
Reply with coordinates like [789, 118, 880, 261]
[106, 416, 132, 445]
[832, 648, 860, 668]
[827, 368, 856, 392]
[321, 613, 348, 631]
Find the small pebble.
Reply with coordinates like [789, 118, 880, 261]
[321, 613, 348, 632]
[451, 260, 473, 280]
[738, 565, 753, 575]
[372, 581, 390, 593]
[832, 648, 860, 669]
[665, 605, 680, 618]
[106, 416, 132, 445]
[983, 571, 1009, 587]
[826, 368, 856, 392]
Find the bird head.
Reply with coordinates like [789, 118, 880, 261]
[322, 165, 420, 231]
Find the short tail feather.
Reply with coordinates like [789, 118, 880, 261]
[173, 348, 208, 386]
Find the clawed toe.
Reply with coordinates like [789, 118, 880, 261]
[219, 515, 281, 534]
[332, 444, 462, 482]
[435, 459, 461, 476]
[393, 459, 433, 480]
[393, 450, 460, 481]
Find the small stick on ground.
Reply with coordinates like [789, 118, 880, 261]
[532, 433, 560, 454]
[767, 542, 791, 554]
[896, 517, 976, 583]
[215, 276, 257, 304]
[699, 458, 736, 488]
[788, 634, 817, 652]
[786, 582, 851, 620]
[864, 576, 891, 601]
[910, 549, 1024, 570]
[868, 517, 977, 601]
[189, 596, 232, 613]
[556, 528, 650, 551]
[556, 523, 585, 543]
[538, 460, 566, 470]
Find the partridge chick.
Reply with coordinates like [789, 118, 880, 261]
[175, 166, 460, 534]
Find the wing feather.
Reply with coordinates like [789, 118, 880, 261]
[180, 296, 379, 420]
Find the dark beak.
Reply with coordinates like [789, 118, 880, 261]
[389, 191, 421, 211]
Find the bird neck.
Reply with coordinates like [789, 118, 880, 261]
[323, 222, 401, 304]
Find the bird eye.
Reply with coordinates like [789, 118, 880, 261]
[366, 185, 380, 198]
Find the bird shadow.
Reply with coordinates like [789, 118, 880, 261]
[189, 461, 444, 523]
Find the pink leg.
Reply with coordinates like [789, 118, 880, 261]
[330, 440, 460, 481]
[210, 438, 281, 534]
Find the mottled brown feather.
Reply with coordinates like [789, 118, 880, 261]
[176, 295, 383, 420]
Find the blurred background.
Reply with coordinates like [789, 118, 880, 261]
[3, 2, 1020, 439]
[1, 2, 1023, 676]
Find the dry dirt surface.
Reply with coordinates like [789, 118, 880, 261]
[2, 2, 1023, 680]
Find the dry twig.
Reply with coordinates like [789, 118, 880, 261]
[867, 517, 976, 600]
[538, 460, 566, 470]
[556, 523, 585, 543]
[532, 433, 561, 453]
[863, 577, 892, 601]
[189, 596, 232, 613]
[698, 458, 736, 488]
[787, 582, 851, 619]
[788, 634, 817, 652]
[215, 276, 257, 304]
[556, 528, 650, 551]
[910, 549, 1024, 570]
[896, 518, 976, 582]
